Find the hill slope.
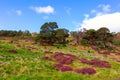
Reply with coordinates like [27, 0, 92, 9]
[0, 38, 120, 80]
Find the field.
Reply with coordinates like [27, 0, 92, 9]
[0, 37, 120, 80]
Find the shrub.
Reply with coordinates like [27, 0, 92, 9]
[54, 64, 73, 72]
[90, 58, 111, 68]
[54, 63, 73, 72]
[64, 54, 78, 60]
[53, 52, 64, 61]
[58, 57, 73, 64]
[79, 58, 90, 64]
[53, 52, 74, 64]
[53, 63, 63, 70]
[80, 58, 111, 68]
[81, 39, 88, 46]
[75, 68, 96, 75]
[112, 39, 120, 46]
[59, 66, 73, 72]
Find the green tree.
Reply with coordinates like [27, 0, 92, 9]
[37, 22, 69, 46]
[97, 27, 110, 41]
[21, 30, 31, 38]
[39, 22, 58, 45]
[55, 28, 69, 44]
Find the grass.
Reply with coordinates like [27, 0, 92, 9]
[0, 39, 120, 80]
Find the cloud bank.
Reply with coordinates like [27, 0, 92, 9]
[30, 5, 54, 14]
[80, 12, 120, 32]
[80, 4, 120, 32]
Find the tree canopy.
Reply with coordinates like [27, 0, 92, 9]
[37, 22, 69, 45]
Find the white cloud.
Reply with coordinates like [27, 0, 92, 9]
[30, 5, 54, 14]
[15, 10, 22, 16]
[80, 12, 120, 32]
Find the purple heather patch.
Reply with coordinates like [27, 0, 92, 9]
[75, 68, 96, 75]
[42, 56, 52, 61]
[79, 58, 90, 64]
[8, 49, 17, 53]
[90, 58, 111, 68]
[80, 58, 111, 68]
[53, 52, 74, 64]
[59, 66, 73, 72]
[53, 63, 73, 72]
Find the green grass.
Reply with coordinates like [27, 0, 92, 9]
[0, 40, 120, 80]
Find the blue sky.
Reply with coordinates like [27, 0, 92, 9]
[0, 0, 120, 32]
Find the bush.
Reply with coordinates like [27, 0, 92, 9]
[112, 39, 120, 46]
[81, 39, 88, 46]
[53, 64, 73, 72]
[106, 46, 113, 50]
[80, 58, 111, 68]
[79, 58, 90, 64]
[53, 52, 75, 64]
[59, 66, 73, 72]
[54, 44, 66, 49]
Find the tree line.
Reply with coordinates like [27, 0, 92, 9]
[0, 22, 120, 49]
[0, 30, 32, 38]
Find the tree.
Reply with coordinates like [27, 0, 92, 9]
[70, 30, 87, 45]
[21, 30, 31, 38]
[37, 22, 69, 46]
[40, 22, 58, 31]
[97, 27, 110, 41]
[84, 29, 97, 45]
[39, 22, 58, 45]
[80, 27, 114, 50]
[55, 28, 69, 44]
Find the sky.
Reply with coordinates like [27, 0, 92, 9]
[0, 0, 120, 33]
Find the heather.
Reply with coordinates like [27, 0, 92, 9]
[75, 68, 96, 75]
[0, 35, 120, 80]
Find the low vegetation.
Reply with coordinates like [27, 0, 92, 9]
[0, 22, 120, 80]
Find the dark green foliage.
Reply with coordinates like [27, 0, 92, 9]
[0, 30, 18, 37]
[37, 22, 69, 45]
[112, 39, 120, 46]
[55, 28, 69, 44]
[0, 30, 32, 38]
[81, 39, 88, 46]
[80, 27, 114, 50]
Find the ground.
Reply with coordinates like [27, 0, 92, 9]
[0, 37, 120, 80]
